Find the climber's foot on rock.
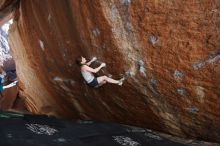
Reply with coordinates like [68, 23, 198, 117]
[118, 77, 125, 86]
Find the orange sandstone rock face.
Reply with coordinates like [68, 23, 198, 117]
[8, 0, 220, 142]
[0, 84, 18, 110]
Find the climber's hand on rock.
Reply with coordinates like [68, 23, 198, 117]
[101, 63, 106, 67]
[92, 57, 97, 61]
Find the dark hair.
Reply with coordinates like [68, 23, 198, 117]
[76, 56, 83, 66]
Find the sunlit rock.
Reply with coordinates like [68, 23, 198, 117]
[3, 0, 220, 143]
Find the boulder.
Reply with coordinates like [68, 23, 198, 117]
[6, 0, 220, 142]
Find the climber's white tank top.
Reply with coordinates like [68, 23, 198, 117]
[81, 70, 94, 83]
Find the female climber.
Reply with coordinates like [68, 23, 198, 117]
[76, 56, 124, 88]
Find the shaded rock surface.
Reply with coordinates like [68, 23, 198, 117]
[0, 82, 26, 113]
[0, 0, 18, 26]
[0, 82, 18, 110]
[5, 0, 220, 143]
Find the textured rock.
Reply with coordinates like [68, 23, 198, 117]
[7, 0, 220, 143]
[0, 83, 18, 110]
[0, 0, 18, 26]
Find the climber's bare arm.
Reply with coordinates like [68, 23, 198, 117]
[86, 57, 97, 66]
[82, 63, 106, 73]
[86, 60, 94, 66]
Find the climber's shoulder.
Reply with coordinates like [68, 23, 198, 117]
[81, 65, 89, 71]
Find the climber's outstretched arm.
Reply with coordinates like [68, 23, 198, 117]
[82, 63, 106, 73]
[86, 57, 97, 66]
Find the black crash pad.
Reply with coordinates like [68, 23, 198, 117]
[0, 111, 186, 146]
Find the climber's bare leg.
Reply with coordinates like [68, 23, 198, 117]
[97, 76, 123, 86]
[97, 80, 107, 87]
